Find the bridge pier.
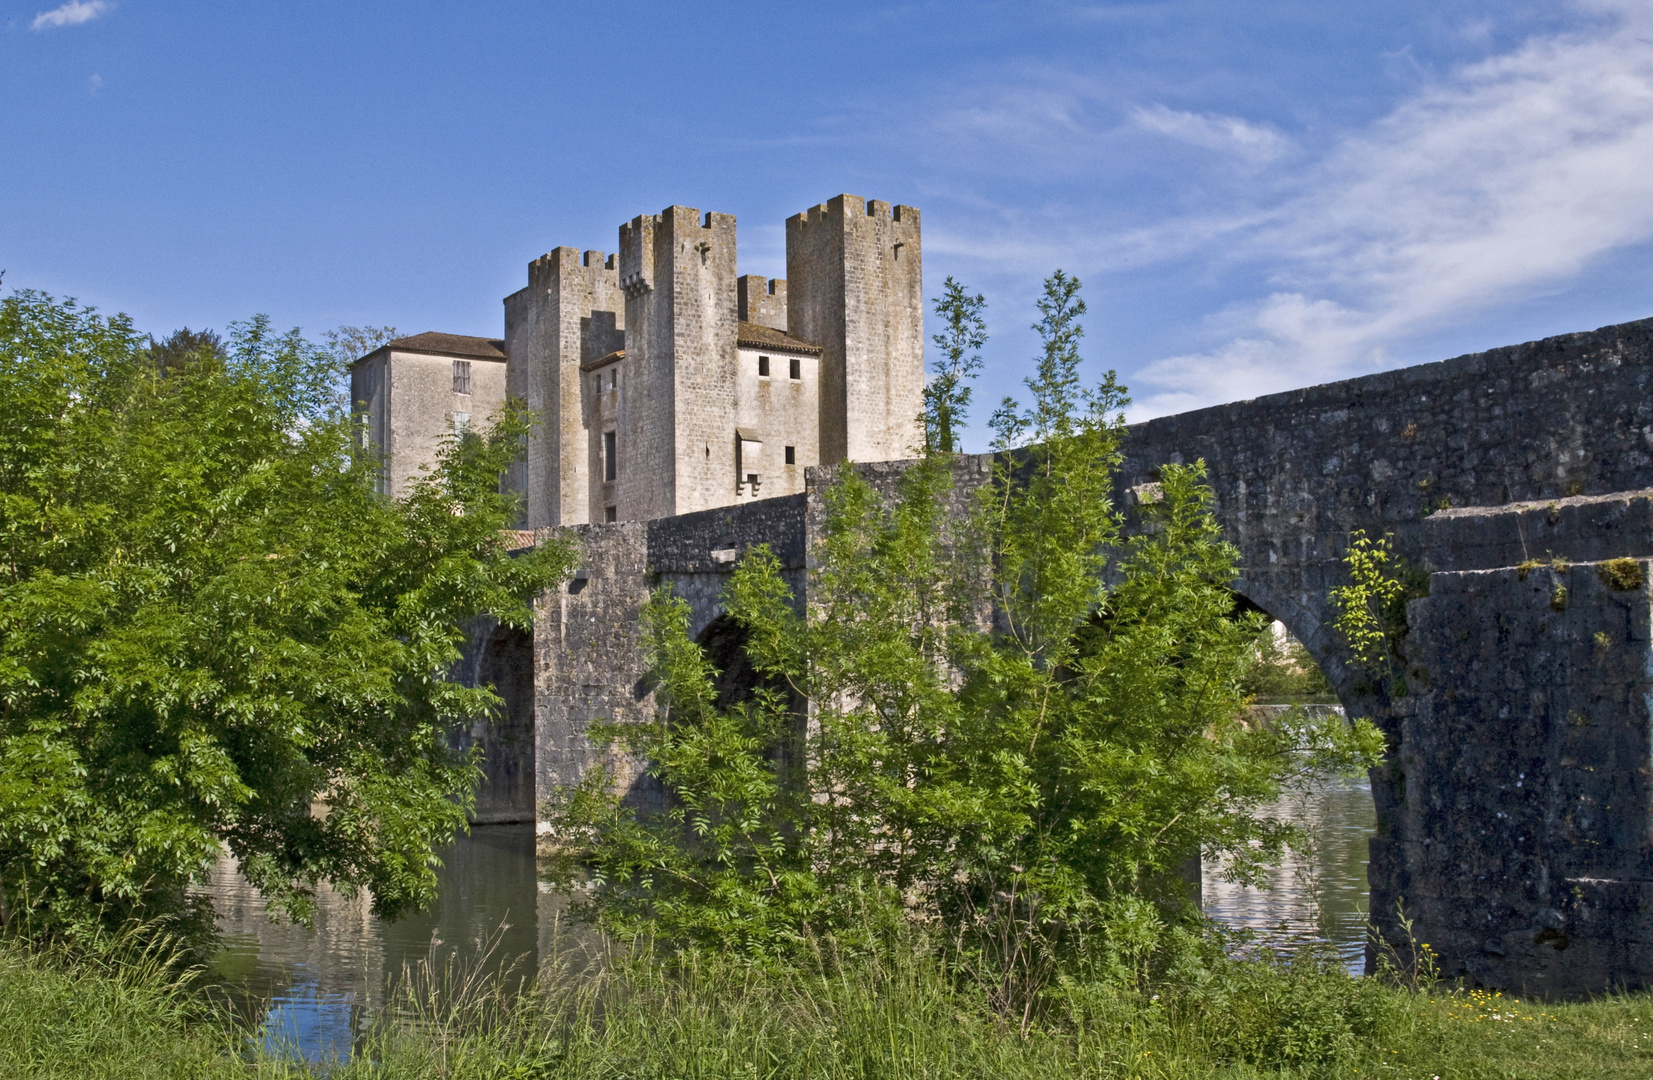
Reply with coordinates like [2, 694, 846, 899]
[1371, 491, 1653, 995]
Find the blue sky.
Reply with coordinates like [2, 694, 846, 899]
[6, 1, 1653, 447]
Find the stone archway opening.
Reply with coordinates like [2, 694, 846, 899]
[467, 621, 536, 824]
[1204, 601, 1377, 972]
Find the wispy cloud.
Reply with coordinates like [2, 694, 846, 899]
[1122, 1, 1653, 415]
[1130, 103, 1291, 164]
[900, 2, 1653, 420]
[32, 1, 111, 31]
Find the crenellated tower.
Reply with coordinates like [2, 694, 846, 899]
[617, 206, 741, 520]
[503, 248, 624, 527]
[786, 195, 924, 464]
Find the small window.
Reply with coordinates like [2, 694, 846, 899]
[611, 370, 618, 390]
[451, 411, 470, 433]
[758, 355, 770, 377]
[784, 445, 795, 465]
[747, 473, 758, 487]
[453, 360, 472, 395]
[604, 430, 617, 482]
[604, 506, 617, 523]
[789, 356, 800, 380]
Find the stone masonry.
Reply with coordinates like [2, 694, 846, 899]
[495, 194, 923, 528]
[517, 314, 1653, 996]
[364, 194, 1653, 995]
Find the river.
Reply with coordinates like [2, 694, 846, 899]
[201, 776, 1376, 1061]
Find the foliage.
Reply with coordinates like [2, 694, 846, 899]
[323, 324, 402, 368]
[1239, 624, 1335, 703]
[1327, 530, 1415, 672]
[547, 271, 1385, 1015]
[920, 276, 987, 455]
[145, 327, 224, 375]
[14, 927, 1653, 1080]
[0, 291, 572, 941]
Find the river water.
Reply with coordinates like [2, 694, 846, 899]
[201, 777, 1376, 1061]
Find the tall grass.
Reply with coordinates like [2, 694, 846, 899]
[5, 930, 1653, 1079]
[0, 936, 292, 1079]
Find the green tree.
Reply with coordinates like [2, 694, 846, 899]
[324, 325, 401, 367]
[547, 271, 1382, 1014]
[0, 292, 571, 940]
[921, 277, 987, 455]
[146, 327, 224, 375]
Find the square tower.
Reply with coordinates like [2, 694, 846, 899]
[503, 248, 624, 527]
[786, 195, 924, 464]
[617, 205, 740, 521]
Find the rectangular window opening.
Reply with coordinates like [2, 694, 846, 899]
[453, 360, 472, 395]
[758, 355, 770, 377]
[784, 445, 795, 465]
[788, 356, 800, 380]
[604, 506, 617, 523]
[604, 430, 617, 482]
[451, 411, 470, 434]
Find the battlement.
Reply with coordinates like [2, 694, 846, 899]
[525, 246, 620, 293]
[737, 275, 788, 331]
[618, 214, 659, 298]
[787, 195, 921, 235]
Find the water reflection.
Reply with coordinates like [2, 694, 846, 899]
[202, 824, 551, 1061]
[202, 779, 1376, 1060]
[1202, 774, 1376, 972]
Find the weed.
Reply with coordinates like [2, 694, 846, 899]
[1598, 558, 1646, 591]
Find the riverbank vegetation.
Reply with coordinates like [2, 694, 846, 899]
[0, 291, 572, 942]
[543, 271, 1382, 1025]
[4, 931, 1653, 1079]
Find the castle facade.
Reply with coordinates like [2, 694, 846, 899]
[352, 193, 925, 523]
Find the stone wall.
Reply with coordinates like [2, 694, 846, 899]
[1117, 316, 1653, 695]
[531, 522, 656, 813]
[1366, 491, 1653, 994]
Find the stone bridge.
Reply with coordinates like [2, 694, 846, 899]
[473, 315, 1653, 996]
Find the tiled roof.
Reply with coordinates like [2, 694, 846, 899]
[580, 349, 625, 372]
[501, 530, 539, 551]
[736, 321, 822, 355]
[360, 332, 506, 363]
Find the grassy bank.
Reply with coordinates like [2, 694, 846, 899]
[4, 938, 1652, 1079]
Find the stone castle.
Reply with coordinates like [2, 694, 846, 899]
[352, 193, 924, 522]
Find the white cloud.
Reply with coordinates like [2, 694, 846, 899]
[1131, 103, 1291, 164]
[31, 1, 111, 31]
[1130, 0, 1653, 417]
[87, 73, 102, 93]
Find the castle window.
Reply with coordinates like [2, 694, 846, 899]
[784, 445, 795, 465]
[611, 370, 618, 390]
[452, 411, 470, 434]
[604, 430, 617, 482]
[605, 506, 617, 523]
[453, 360, 472, 395]
[758, 355, 770, 377]
[789, 356, 800, 380]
